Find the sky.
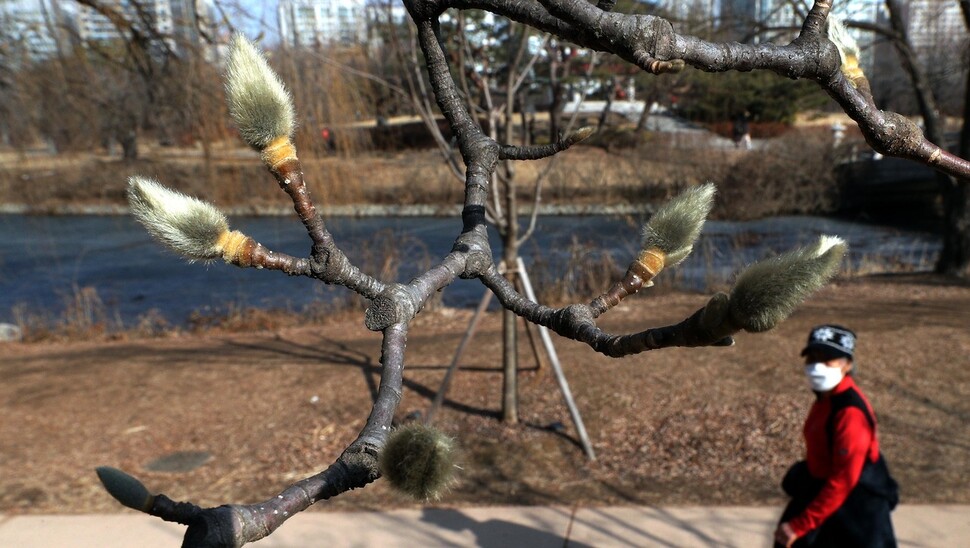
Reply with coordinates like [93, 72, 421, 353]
[2, 0, 278, 42]
[231, 0, 279, 41]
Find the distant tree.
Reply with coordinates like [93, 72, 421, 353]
[847, 0, 970, 274]
[274, 44, 379, 156]
[0, 0, 228, 159]
[677, 69, 830, 124]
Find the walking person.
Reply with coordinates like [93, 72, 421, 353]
[732, 111, 751, 149]
[775, 325, 898, 547]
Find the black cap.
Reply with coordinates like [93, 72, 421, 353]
[801, 324, 855, 360]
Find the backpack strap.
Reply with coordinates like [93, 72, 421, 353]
[826, 386, 875, 453]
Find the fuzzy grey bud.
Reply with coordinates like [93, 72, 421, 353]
[729, 235, 847, 332]
[641, 183, 715, 267]
[96, 466, 154, 512]
[565, 126, 595, 146]
[127, 177, 230, 262]
[225, 34, 295, 150]
[827, 17, 859, 69]
[827, 17, 866, 88]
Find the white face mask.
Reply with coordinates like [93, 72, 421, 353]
[804, 362, 844, 392]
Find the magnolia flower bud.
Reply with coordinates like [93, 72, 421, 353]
[225, 34, 296, 151]
[96, 466, 154, 512]
[379, 424, 457, 501]
[728, 235, 847, 332]
[639, 182, 716, 271]
[827, 17, 865, 85]
[128, 177, 251, 264]
[565, 126, 595, 147]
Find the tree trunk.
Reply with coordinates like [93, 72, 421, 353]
[500, 90, 520, 423]
[937, 0, 970, 276]
[884, 0, 943, 142]
[500, 216, 519, 423]
[634, 107, 649, 132]
[598, 77, 615, 130]
[119, 128, 138, 161]
[938, 182, 970, 275]
[547, 47, 571, 143]
[501, 303, 518, 423]
[549, 82, 563, 142]
[635, 92, 653, 133]
[885, 0, 968, 275]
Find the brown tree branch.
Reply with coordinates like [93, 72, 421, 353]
[451, 0, 970, 179]
[268, 158, 387, 299]
[113, 323, 410, 547]
[498, 126, 594, 160]
[407, 6, 498, 270]
[104, 0, 954, 541]
[479, 266, 735, 357]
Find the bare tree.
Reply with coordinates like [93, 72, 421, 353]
[95, 1, 970, 546]
[377, 8, 603, 426]
[846, 0, 970, 275]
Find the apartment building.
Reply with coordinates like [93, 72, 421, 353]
[278, 0, 368, 48]
[1, 0, 205, 58]
[0, 0, 69, 59]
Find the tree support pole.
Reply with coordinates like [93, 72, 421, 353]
[516, 257, 596, 460]
[515, 276, 547, 372]
[426, 289, 493, 424]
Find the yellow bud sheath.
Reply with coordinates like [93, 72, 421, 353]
[630, 248, 666, 282]
[842, 54, 866, 89]
[218, 230, 255, 265]
[590, 247, 668, 314]
[261, 136, 298, 171]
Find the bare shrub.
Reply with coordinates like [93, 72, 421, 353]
[11, 303, 54, 342]
[530, 236, 625, 305]
[717, 129, 839, 220]
[13, 285, 121, 341]
[59, 284, 115, 338]
[187, 303, 296, 333]
[132, 309, 170, 338]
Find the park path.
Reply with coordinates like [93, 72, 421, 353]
[2, 504, 967, 547]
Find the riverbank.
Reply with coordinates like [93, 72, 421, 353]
[2, 275, 968, 514]
[0, 145, 690, 214]
[0, 202, 655, 217]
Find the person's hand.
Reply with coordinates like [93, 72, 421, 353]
[774, 522, 797, 547]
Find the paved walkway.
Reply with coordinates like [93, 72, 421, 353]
[1, 505, 967, 547]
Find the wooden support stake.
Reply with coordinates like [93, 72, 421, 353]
[515, 277, 547, 372]
[517, 257, 597, 460]
[426, 289, 493, 424]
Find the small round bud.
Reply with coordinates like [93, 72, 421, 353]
[379, 424, 457, 501]
[565, 126, 595, 146]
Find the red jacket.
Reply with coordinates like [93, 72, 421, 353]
[789, 375, 880, 538]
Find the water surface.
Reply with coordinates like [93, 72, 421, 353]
[0, 214, 940, 327]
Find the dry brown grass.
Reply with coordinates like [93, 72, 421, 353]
[1, 276, 968, 514]
[1, 126, 847, 220]
[0, 140, 729, 211]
